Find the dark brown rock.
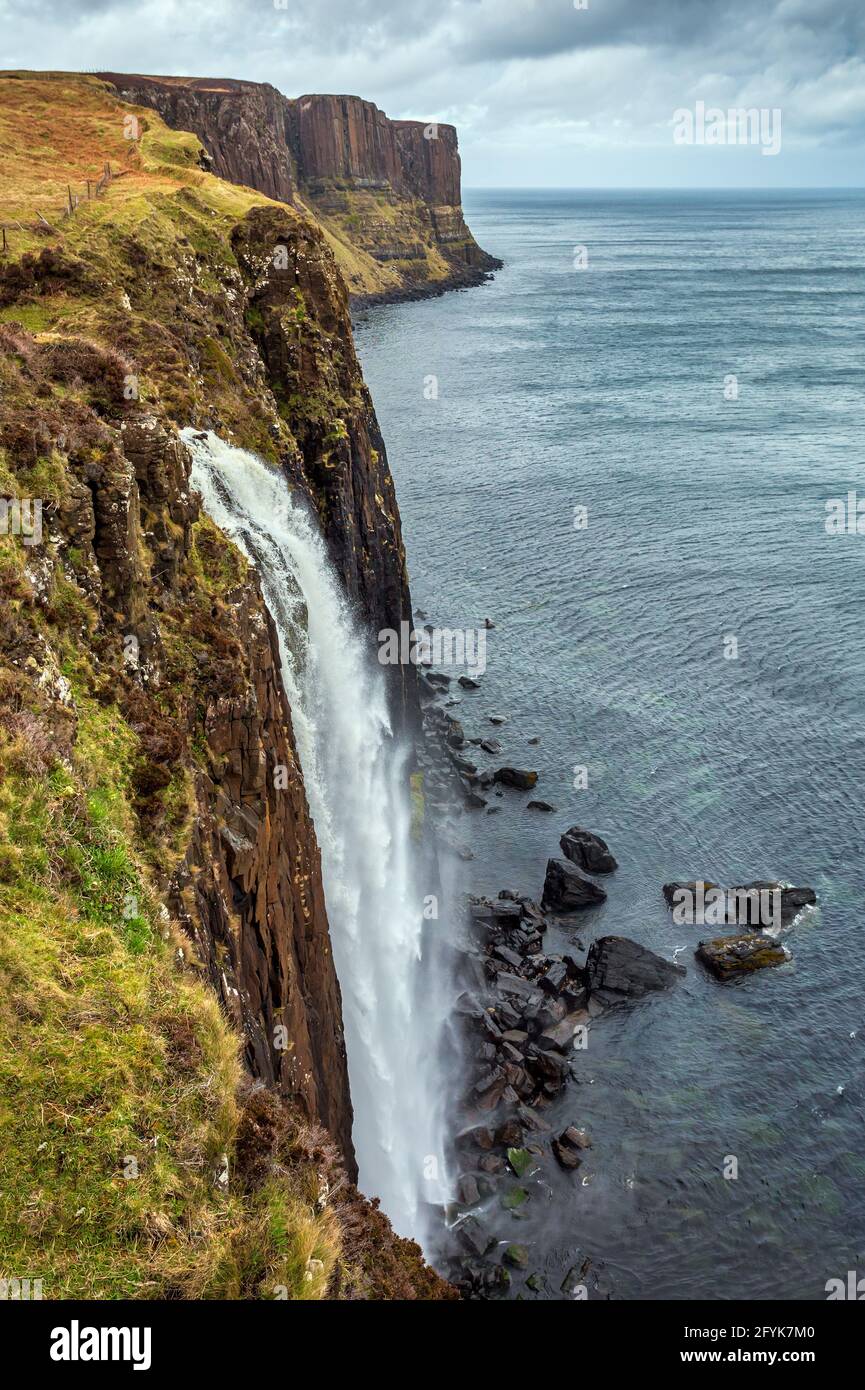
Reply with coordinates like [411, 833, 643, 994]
[560, 826, 618, 874]
[696, 932, 789, 979]
[542, 858, 607, 912]
[494, 767, 538, 790]
[585, 936, 685, 1000]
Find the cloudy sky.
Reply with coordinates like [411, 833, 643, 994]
[3, 0, 864, 186]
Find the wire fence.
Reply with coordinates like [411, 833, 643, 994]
[1, 161, 119, 255]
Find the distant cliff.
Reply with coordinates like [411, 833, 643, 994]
[97, 74, 501, 303]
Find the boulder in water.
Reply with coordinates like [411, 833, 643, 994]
[552, 1135, 584, 1171]
[696, 931, 789, 979]
[495, 1118, 523, 1147]
[451, 753, 477, 774]
[663, 879, 816, 928]
[457, 1174, 481, 1207]
[560, 826, 618, 874]
[541, 857, 607, 912]
[445, 719, 465, 749]
[494, 767, 538, 789]
[585, 936, 685, 999]
[458, 1216, 496, 1257]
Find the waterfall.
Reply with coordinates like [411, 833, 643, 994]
[183, 429, 447, 1239]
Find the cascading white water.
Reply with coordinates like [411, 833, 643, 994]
[183, 429, 447, 1239]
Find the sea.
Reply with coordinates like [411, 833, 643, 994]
[353, 189, 865, 1299]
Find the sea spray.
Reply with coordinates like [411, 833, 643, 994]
[184, 429, 448, 1239]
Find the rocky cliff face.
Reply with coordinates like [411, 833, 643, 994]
[0, 335, 356, 1164]
[97, 74, 296, 204]
[0, 72, 449, 1294]
[98, 74, 501, 302]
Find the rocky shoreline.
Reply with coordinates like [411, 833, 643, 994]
[351, 260, 502, 312]
[415, 643, 818, 1299]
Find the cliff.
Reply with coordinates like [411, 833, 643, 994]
[97, 74, 501, 303]
[0, 72, 448, 1297]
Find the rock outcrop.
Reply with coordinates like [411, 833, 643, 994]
[97, 74, 501, 303]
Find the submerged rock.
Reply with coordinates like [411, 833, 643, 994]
[561, 1257, 592, 1297]
[696, 931, 789, 979]
[541, 857, 607, 912]
[463, 787, 488, 809]
[585, 935, 685, 999]
[560, 826, 618, 874]
[501, 1186, 529, 1211]
[527, 799, 555, 812]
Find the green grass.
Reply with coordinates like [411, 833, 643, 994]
[0, 698, 343, 1299]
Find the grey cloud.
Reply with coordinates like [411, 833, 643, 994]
[0, 0, 862, 184]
